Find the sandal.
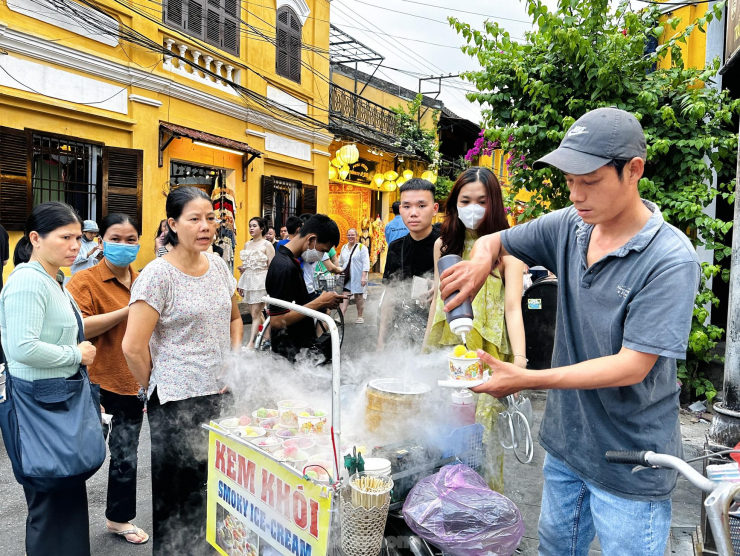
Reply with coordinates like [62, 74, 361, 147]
[106, 523, 150, 545]
[356, 317, 364, 324]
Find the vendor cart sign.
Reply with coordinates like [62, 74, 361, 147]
[207, 429, 332, 556]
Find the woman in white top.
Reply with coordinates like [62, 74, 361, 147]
[122, 186, 243, 556]
[237, 216, 275, 348]
[338, 228, 370, 324]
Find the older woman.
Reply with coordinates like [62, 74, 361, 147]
[0, 202, 97, 556]
[123, 186, 243, 555]
[338, 228, 370, 324]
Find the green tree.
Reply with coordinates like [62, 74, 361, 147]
[451, 0, 738, 403]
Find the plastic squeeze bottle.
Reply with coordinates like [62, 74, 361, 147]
[451, 390, 476, 427]
[437, 254, 474, 346]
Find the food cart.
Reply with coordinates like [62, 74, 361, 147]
[204, 296, 524, 556]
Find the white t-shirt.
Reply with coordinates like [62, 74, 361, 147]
[302, 252, 330, 294]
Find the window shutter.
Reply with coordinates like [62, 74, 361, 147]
[289, 12, 301, 83]
[103, 147, 143, 227]
[223, 0, 239, 55]
[0, 127, 31, 232]
[186, 0, 204, 37]
[301, 185, 317, 214]
[276, 8, 300, 83]
[165, 0, 186, 30]
[261, 175, 275, 226]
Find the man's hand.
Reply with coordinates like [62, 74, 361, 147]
[316, 291, 345, 310]
[470, 350, 526, 398]
[439, 258, 492, 312]
[87, 245, 101, 257]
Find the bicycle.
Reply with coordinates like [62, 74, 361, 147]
[606, 449, 740, 556]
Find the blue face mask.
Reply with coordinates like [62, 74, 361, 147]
[103, 242, 140, 267]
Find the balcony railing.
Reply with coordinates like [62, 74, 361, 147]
[329, 84, 400, 138]
[162, 37, 240, 95]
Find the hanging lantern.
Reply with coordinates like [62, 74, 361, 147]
[338, 144, 360, 166]
[328, 166, 337, 180]
[421, 170, 433, 182]
[396, 176, 407, 187]
[339, 165, 350, 180]
[331, 157, 343, 169]
[373, 173, 385, 187]
[384, 180, 397, 192]
[403, 168, 414, 180]
[384, 170, 399, 181]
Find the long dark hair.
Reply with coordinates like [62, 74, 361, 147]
[165, 186, 211, 246]
[156, 219, 168, 240]
[440, 167, 509, 257]
[13, 202, 83, 265]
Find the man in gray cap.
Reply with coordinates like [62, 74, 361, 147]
[440, 107, 700, 555]
[71, 219, 102, 275]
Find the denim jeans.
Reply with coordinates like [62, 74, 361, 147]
[538, 453, 672, 556]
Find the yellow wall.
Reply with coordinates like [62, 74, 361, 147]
[657, 3, 708, 71]
[1, 0, 332, 283]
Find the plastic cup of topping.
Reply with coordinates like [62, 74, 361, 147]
[447, 354, 483, 381]
[277, 400, 309, 427]
[219, 417, 241, 431]
[250, 436, 281, 453]
[297, 410, 328, 436]
[273, 449, 309, 469]
[237, 426, 265, 439]
[303, 460, 333, 484]
[282, 437, 316, 452]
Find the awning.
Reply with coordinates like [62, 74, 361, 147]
[160, 122, 262, 157]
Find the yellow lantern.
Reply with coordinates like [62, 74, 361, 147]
[339, 165, 350, 180]
[384, 170, 399, 181]
[373, 173, 385, 187]
[421, 170, 438, 184]
[403, 169, 414, 180]
[384, 180, 397, 192]
[331, 157, 343, 168]
[328, 166, 337, 180]
[396, 176, 406, 187]
[338, 144, 360, 166]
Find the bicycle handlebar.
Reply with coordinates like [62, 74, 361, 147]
[605, 450, 716, 494]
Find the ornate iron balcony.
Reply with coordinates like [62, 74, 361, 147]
[329, 84, 400, 139]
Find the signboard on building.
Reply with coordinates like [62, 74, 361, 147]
[206, 429, 333, 556]
[348, 158, 377, 185]
[727, 0, 740, 65]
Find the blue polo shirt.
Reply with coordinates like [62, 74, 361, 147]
[385, 215, 409, 245]
[501, 200, 700, 500]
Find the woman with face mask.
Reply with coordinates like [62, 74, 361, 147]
[237, 217, 275, 348]
[66, 213, 149, 545]
[422, 167, 526, 494]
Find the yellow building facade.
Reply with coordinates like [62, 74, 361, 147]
[0, 0, 334, 283]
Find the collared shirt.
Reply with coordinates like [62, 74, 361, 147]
[67, 259, 139, 395]
[71, 237, 100, 275]
[501, 200, 700, 501]
[385, 215, 409, 246]
[265, 245, 315, 360]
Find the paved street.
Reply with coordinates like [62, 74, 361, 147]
[0, 281, 707, 555]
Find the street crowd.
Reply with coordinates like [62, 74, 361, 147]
[0, 108, 701, 556]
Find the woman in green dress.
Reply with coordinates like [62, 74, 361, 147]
[423, 167, 527, 493]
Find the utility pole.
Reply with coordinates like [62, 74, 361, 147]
[709, 121, 740, 447]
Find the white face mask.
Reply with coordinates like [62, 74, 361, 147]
[301, 239, 322, 263]
[457, 204, 486, 230]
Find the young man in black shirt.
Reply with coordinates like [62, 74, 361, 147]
[265, 214, 345, 362]
[378, 179, 439, 349]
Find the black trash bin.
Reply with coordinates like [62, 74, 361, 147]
[522, 278, 558, 370]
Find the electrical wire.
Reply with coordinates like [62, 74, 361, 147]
[397, 0, 532, 23]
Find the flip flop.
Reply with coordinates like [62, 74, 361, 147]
[107, 523, 150, 545]
[356, 317, 364, 324]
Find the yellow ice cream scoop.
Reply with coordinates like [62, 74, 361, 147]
[464, 351, 478, 359]
[453, 345, 467, 357]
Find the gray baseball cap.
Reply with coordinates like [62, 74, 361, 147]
[82, 220, 99, 233]
[533, 107, 647, 174]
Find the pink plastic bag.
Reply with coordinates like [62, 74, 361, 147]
[402, 464, 524, 556]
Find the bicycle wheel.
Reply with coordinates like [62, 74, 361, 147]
[254, 315, 271, 351]
[317, 308, 344, 347]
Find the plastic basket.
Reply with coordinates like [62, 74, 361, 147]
[316, 274, 345, 294]
[428, 423, 484, 470]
